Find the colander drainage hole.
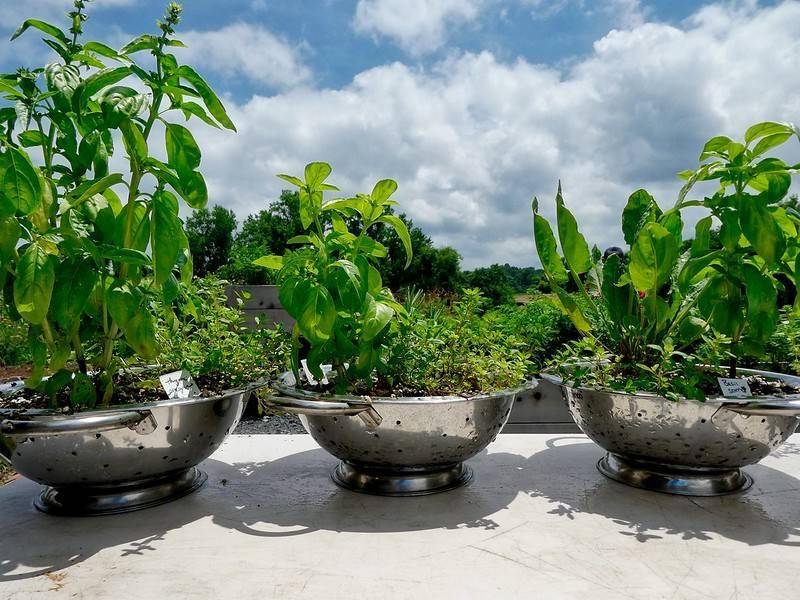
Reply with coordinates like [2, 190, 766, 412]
[138, 446, 144, 451]
[95, 433, 101, 439]
[442, 433, 447, 438]
[71, 451, 77, 456]
[164, 426, 171, 431]
[396, 420, 401, 425]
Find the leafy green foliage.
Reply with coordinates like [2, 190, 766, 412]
[255, 163, 412, 392]
[0, 2, 234, 405]
[463, 264, 515, 306]
[0, 302, 30, 367]
[483, 296, 576, 367]
[532, 184, 713, 399]
[378, 289, 529, 395]
[677, 121, 800, 375]
[154, 277, 290, 387]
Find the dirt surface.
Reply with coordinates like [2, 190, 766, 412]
[0, 365, 31, 380]
[234, 412, 306, 435]
[0, 370, 248, 412]
[0, 463, 15, 486]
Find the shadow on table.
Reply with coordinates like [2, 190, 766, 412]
[0, 447, 522, 581]
[4, 437, 800, 581]
[517, 436, 800, 546]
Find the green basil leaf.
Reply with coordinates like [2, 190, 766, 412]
[13, 241, 56, 324]
[151, 190, 185, 285]
[361, 295, 393, 341]
[298, 284, 336, 344]
[742, 264, 778, 342]
[304, 162, 332, 190]
[68, 173, 124, 207]
[165, 123, 201, 175]
[377, 214, 413, 268]
[698, 275, 745, 338]
[739, 195, 784, 265]
[622, 189, 660, 246]
[629, 222, 678, 293]
[177, 65, 236, 131]
[371, 179, 397, 204]
[10, 19, 69, 43]
[0, 147, 41, 215]
[691, 216, 713, 257]
[51, 258, 97, 330]
[744, 121, 794, 144]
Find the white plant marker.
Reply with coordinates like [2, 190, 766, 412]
[160, 369, 201, 399]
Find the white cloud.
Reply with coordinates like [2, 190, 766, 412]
[353, 0, 488, 56]
[177, 24, 312, 90]
[192, 1, 800, 269]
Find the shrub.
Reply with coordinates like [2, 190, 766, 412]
[0, 309, 30, 367]
[154, 277, 290, 388]
[483, 295, 575, 368]
[379, 289, 530, 395]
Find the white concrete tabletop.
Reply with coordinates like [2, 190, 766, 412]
[2, 433, 800, 599]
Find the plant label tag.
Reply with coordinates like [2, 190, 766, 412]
[718, 377, 752, 398]
[301, 360, 329, 386]
[160, 370, 201, 399]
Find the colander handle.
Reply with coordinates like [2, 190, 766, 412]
[264, 394, 382, 428]
[0, 410, 156, 436]
[724, 400, 800, 417]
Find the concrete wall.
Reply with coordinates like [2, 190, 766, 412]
[225, 284, 577, 432]
[224, 285, 294, 330]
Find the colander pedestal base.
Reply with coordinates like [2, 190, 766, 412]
[34, 467, 208, 516]
[332, 461, 473, 496]
[598, 453, 753, 497]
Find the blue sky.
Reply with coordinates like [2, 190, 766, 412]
[1, 1, 798, 267]
[5, 1, 777, 95]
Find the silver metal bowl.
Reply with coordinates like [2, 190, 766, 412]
[266, 372, 522, 496]
[543, 369, 800, 496]
[0, 385, 253, 515]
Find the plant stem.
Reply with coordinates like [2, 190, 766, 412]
[72, 331, 87, 374]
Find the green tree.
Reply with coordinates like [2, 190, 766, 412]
[236, 190, 304, 253]
[185, 205, 236, 277]
[464, 265, 515, 306]
[372, 212, 463, 292]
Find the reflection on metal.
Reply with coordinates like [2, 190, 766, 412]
[544, 369, 800, 496]
[267, 371, 521, 496]
[0, 386, 258, 516]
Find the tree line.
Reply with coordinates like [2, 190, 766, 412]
[185, 191, 545, 305]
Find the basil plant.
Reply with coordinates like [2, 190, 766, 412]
[0, 2, 235, 406]
[675, 121, 800, 376]
[255, 163, 412, 393]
